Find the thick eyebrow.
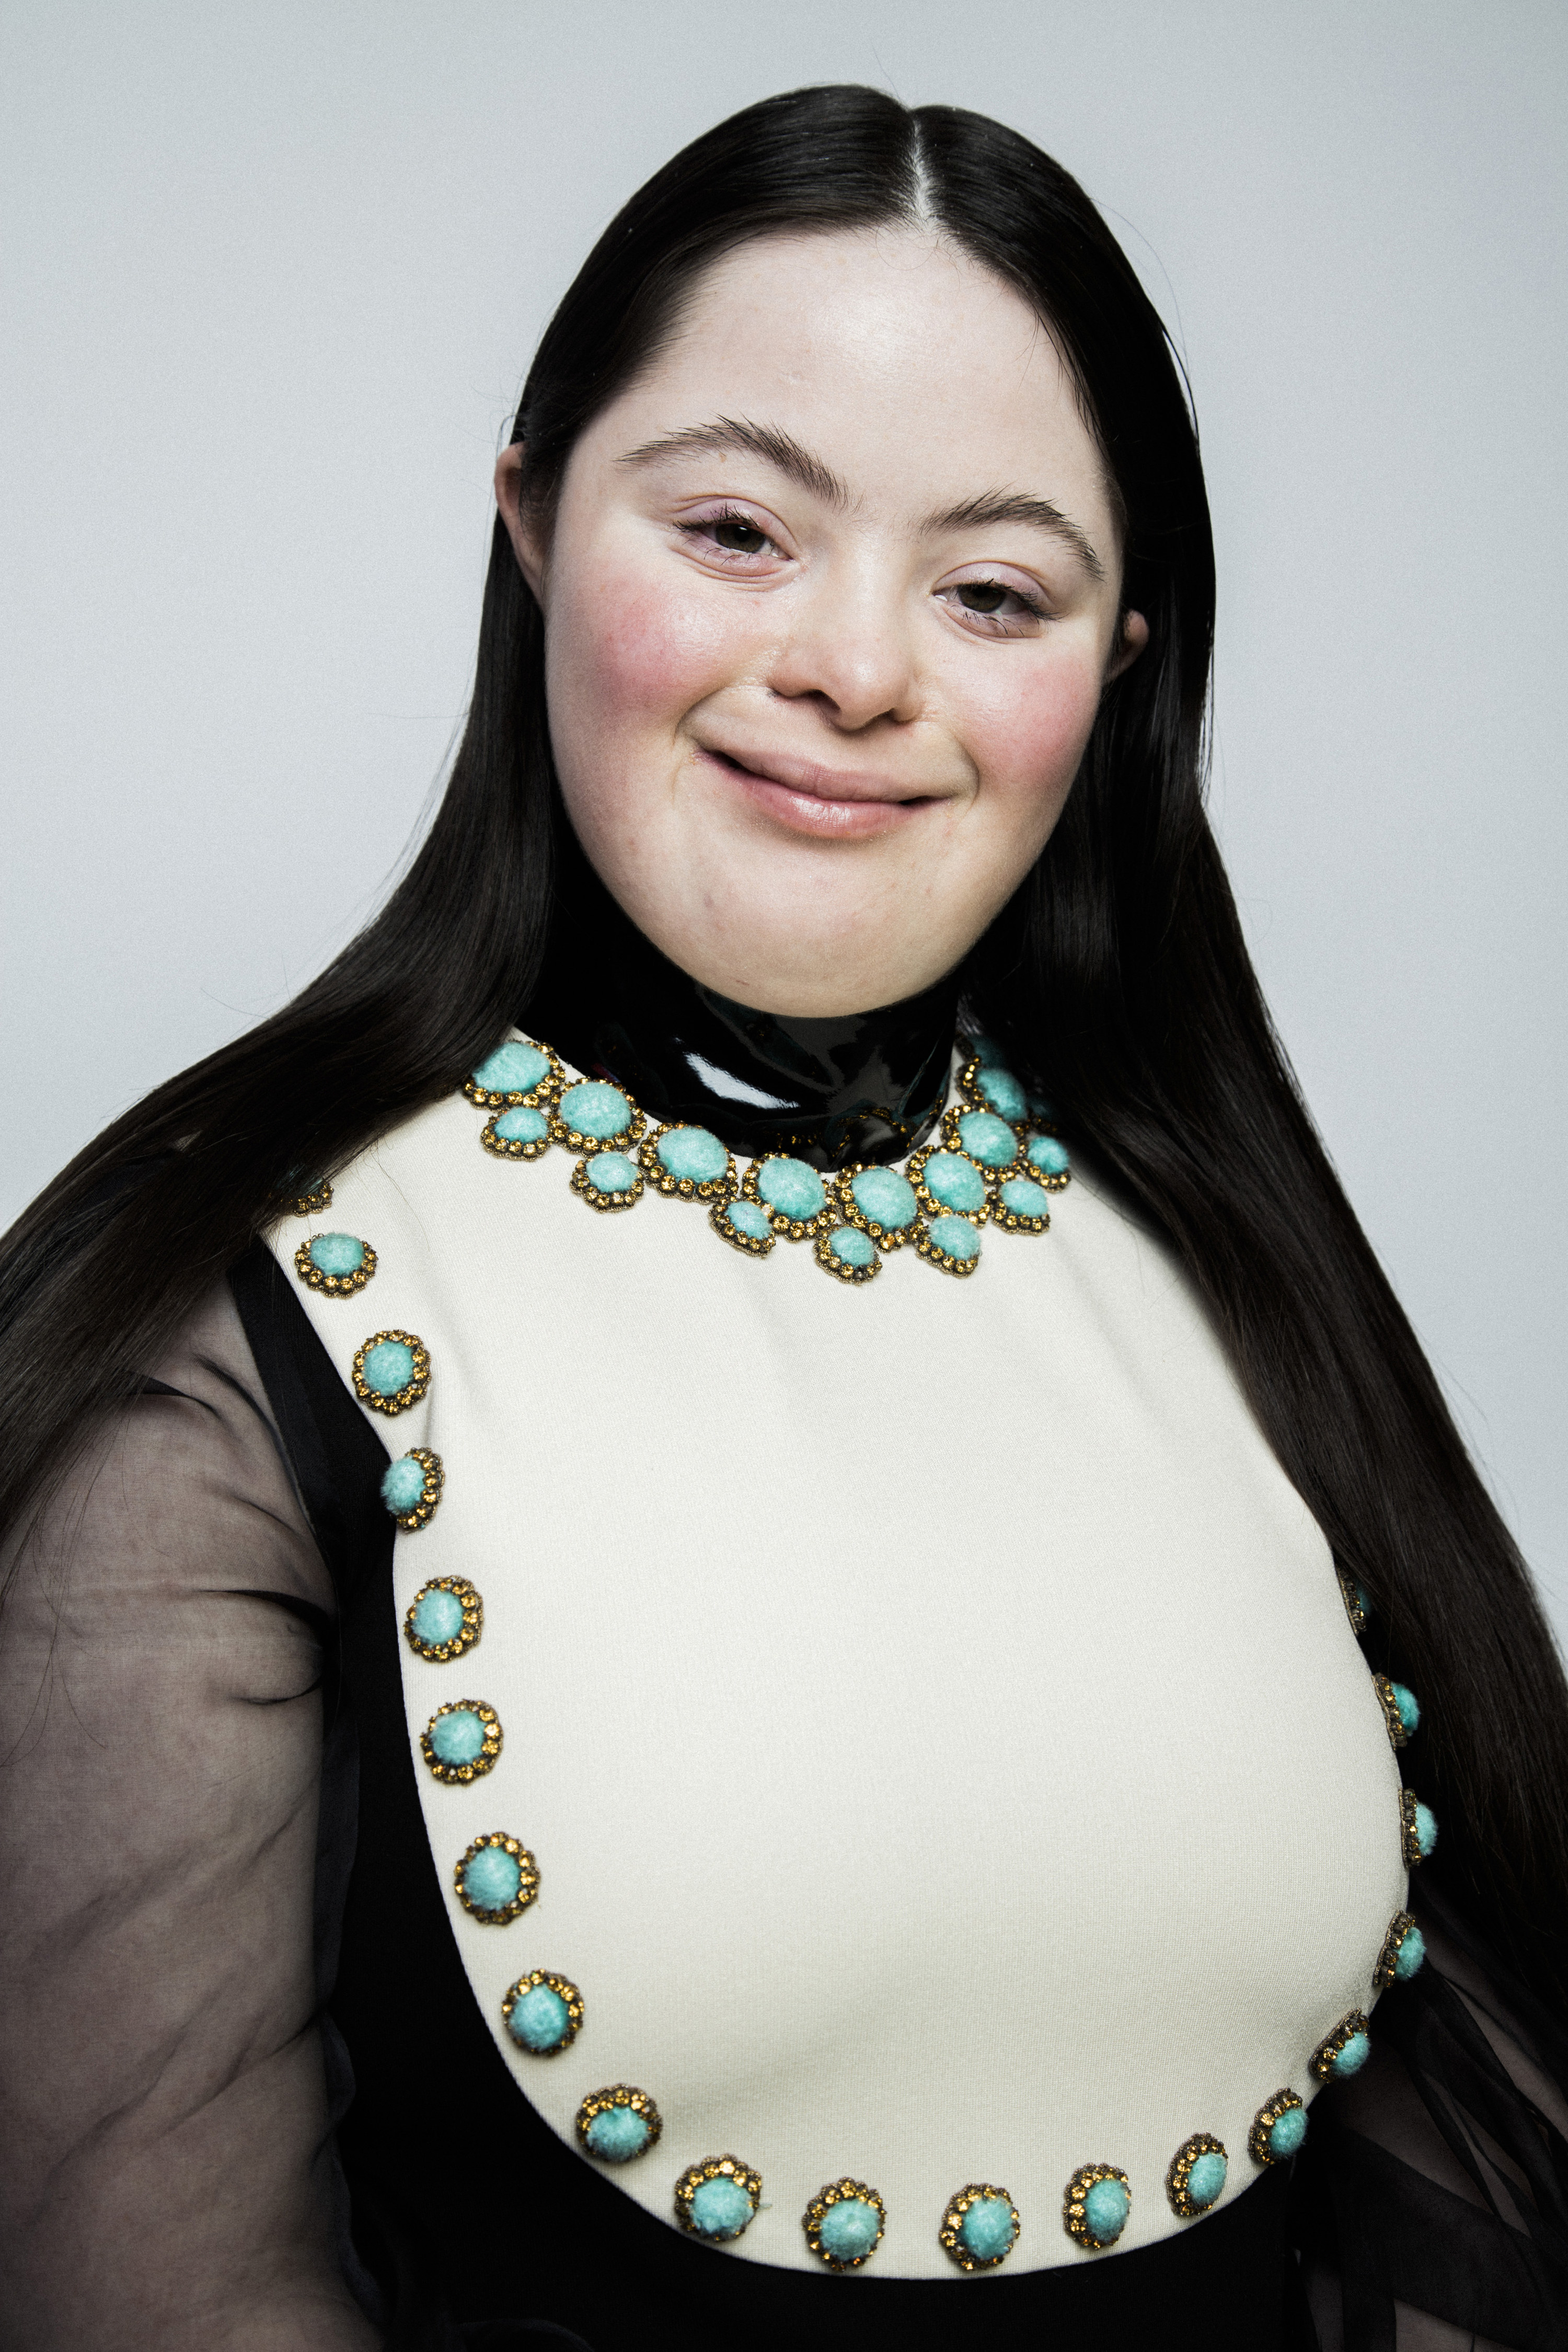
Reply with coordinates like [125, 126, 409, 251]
[618, 416, 849, 510]
[927, 491, 1105, 582]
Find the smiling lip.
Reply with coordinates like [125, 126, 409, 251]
[697, 744, 947, 841]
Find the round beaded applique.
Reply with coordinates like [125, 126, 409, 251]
[404, 1575, 481, 1662]
[571, 1150, 644, 1211]
[1337, 1569, 1371, 1633]
[640, 1123, 736, 1199]
[907, 1145, 990, 1221]
[420, 1700, 502, 1784]
[835, 1165, 919, 1249]
[1375, 1674, 1421, 1748]
[502, 1970, 583, 2055]
[294, 1232, 376, 1296]
[576, 2085, 662, 2164]
[803, 2179, 886, 2270]
[1310, 2011, 1371, 2082]
[1400, 1789, 1438, 1865]
[464, 1038, 562, 1110]
[915, 1213, 982, 1275]
[381, 1447, 443, 1531]
[351, 1329, 430, 1414]
[553, 1080, 644, 1153]
[1248, 2089, 1307, 2166]
[939, 2184, 1020, 2272]
[743, 1154, 835, 1239]
[1023, 1132, 1071, 1189]
[675, 2155, 763, 2242]
[814, 1224, 881, 1283]
[482, 1103, 552, 1160]
[1374, 1910, 1427, 1989]
[991, 1175, 1052, 1235]
[1063, 2163, 1130, 2250]
[1166, 2134, 1227, 2218]
[710, 1196, 775, 1256]
[454, 1832, 538, 1923]
[943, 1105, 1021, 1175]
[284, 1174, 333, 1215]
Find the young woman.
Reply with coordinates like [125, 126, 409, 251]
[2, 84, 1564, 2352]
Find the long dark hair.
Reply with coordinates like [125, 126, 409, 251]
[4, 84, 1564, 2011]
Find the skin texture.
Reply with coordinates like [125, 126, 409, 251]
[497, 226, 1146, 1018]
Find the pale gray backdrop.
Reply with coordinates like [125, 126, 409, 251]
[3, 3, 1564, 1630]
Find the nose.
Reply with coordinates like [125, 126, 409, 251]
[764, 551, 923, 731]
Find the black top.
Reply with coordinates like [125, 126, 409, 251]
[227, 1243, 1568, 2352]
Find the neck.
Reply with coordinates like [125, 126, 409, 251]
[525, 866, 957, 1171]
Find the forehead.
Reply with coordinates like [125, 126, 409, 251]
[581, 226, 1112, 527]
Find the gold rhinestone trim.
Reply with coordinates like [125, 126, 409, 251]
[813, 1229, 881, 1283]
[1310, 2010, 1370, 2082]
[454, 1831, 538, 1923]
[802, 2177, 886, 2270]
[905, 1142, 993, 1227]
[351, 1329, 431, 1415]
[1336, 1567, 1369, 1633]
[708, 1198, 776, 1256]
[403, 1571, 480, 1660]
[1399, 1788, 1427, 1867]
[463, 1037, 564, 1111]
[570, 1155, 645, 1212]
[913, 1217, 981, 1276]
[285, 1176, 333, 1216]
[293, 1237, 377, 1297]
[989, 1183, 1051, 1236]
[1374, 1674, 1411, 1749]
[674, 2154, 763, 2239]
[939, 2182, 1019, 2272]
[501, 1968, 583, 2054]
[388, 1447, 444, 1533]
[1062, 2162, 1130, 2250]
[832, 1165, 919, 1251]
[1165, 2132, 1227, 2219]
[1248, 2088, 1305, 2166]
[420, 1699, 502, 1785]
[575, 2084, 662, 2159]
[1374, 1909, 1419, 1991]
[638, 1124, 738, 1201]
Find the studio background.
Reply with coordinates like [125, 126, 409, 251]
[4, 3, 1564, 1632]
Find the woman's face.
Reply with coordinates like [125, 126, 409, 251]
[498, 226, 1145, 1016]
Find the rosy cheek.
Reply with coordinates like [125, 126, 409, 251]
[552, 562, 744, 731]
[964, 649, 1105, 813]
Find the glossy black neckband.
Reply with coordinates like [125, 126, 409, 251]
[524, 861, 957, 1172]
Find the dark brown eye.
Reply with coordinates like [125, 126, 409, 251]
[714, 517, 768, 552]
[957, 582, 1008, 613]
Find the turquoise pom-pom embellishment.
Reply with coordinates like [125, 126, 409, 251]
[471, 1040, 553, 1100]
[1025, 1132, 1071, 1179]
[940, 2184, 1020, 2270]
[503, 1970, 583, 2055]
[294, 1231, 376, 1296]
[483, 1101, 552, 1158]
[557, 1079, 637, 1145]
[847, 1165, 918, 1235]
[576, 2085, 662, 2163]
[382, 1456, 428, 1514]
[973, 1064, 1028, 1122]
[403, 1574, 481, 1661]
[727, 1199, 770, 1241]
[816, 1224, 881, 1282]
[1375, 1673, 1421, 1749]
[1375, 1909, 1427, 1988]
[754, 1155, 828, 1227]
[1065, 2165, 1130, 2249]
[955, 1109, 1019, 1170]
[381, 1447, 443, 1530]
[655, 1125, 729, 1185]
[994, 1175, 1051, 1233]
[917, 1213, 982, 1275]
[918, 1149, 988, 1214]
[572, 1148, 644, 1211]
[352, 1329, 430, 1414]
[676, 2156, 762, 2241]
[803, 2180, 886, 2268]
[710, 1194, 775, 1256]
[1392, 1682, 1421, 1736]
[455, 1832, 538, 1922]
[1248, 2090, 1307, 2165]
[1311, 2011, 1371, 2081]
[432, 1709, 486, 1765]
[1167, 2135, 1228, 2216]
[421, 1700, 502, 1783]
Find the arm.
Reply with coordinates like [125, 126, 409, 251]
[0, 1285, 379, 2351]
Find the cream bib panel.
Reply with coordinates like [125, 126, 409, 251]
[271, 1046, 1406, 2278]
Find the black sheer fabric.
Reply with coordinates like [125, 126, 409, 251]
[3, 1243, 1564, 2349]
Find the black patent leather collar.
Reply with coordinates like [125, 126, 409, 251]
[524, 871, 956, 1172]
